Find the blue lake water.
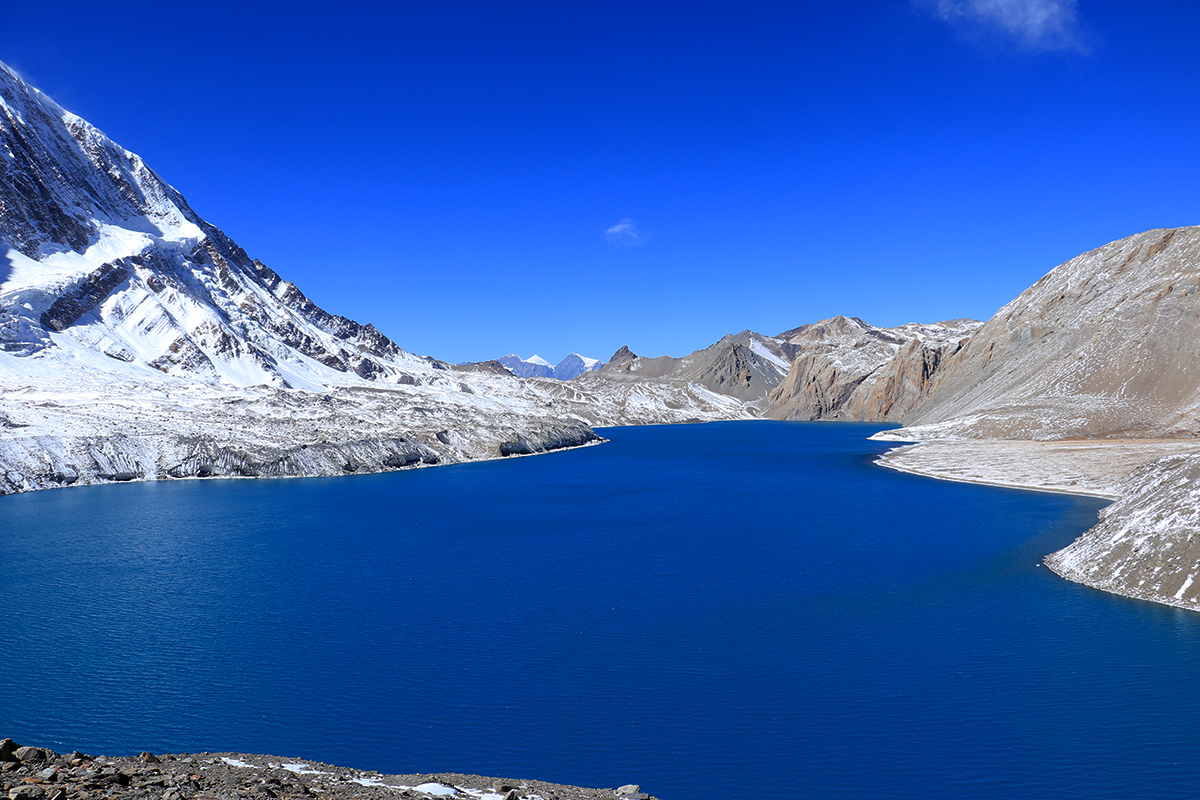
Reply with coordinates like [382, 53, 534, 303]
[2, 421, 1199, 799]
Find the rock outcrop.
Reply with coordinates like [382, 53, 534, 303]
[0, 739, 659, 800]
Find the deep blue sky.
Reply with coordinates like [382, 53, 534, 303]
[3, 1, 1197, 363]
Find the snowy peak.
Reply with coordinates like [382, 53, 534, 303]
[553, 353, 603, 380]
[0, 58, 440, 389]
[0, 61, 202, 261]
[497, 353, 554, 378]
[494, 352, 605, 380]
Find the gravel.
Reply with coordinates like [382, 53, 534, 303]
[0, 741, 657, 800]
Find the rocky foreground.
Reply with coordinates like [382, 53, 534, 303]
[0, 741, 657, 800]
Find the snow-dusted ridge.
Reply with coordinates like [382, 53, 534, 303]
[0, 58, 755, 495]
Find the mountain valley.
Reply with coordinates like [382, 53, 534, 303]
[3, 56, 1200, 615]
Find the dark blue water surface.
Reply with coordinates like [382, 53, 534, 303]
[3, 421, 1199, 799]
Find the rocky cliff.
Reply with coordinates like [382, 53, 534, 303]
[765, 316, 979, 420]
[767, 226, 1200, 439]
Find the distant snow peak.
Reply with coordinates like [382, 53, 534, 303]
[497, 353, 553, 379]
[553, 353, 604, 381]
[493, 352, 605, 380]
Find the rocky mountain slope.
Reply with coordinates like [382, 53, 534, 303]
[764, 316, 980, 421]
[0, 59, 754, 496]
[864, 226, 1200, 614]
[595, 330, 798, 403]
[1043, 452, 1200, 611]
[883, 226, 1200, 441]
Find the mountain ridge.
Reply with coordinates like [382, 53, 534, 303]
[0, 58, 755, 496]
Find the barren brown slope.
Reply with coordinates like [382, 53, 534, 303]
[594, 331, 797, 403]
[892, 226, 1200, 440]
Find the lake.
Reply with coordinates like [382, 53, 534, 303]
[2, 421, 1198, 799]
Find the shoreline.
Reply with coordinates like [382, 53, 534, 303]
[0, 427, 608, 498]
[0, 740, 658, 800]
[870, 436, 1200, 613]
[869, 436, 1200, 500]
[873, 445, 1120, 500]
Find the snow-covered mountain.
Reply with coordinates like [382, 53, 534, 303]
[0, 60, 445, 389]
[0, 59, 754, 494]
[497, 354, 554, 379]
[553, 353, 603, 380]
[494, 353, 604, 380]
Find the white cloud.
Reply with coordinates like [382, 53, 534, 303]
[606, 218, 643, 247]
[924, 0, 1089, 52]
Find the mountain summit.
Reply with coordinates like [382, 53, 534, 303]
[0, 61, 455, 389]
[495, 353, 604, 380]
[0, 59, 751, 494]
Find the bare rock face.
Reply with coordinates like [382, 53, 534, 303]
[765, 316, 979, 421]
[1045, 453, 1200, 611]
[894, 226, 1200, 440]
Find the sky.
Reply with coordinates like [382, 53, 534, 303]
[2, 0, 1198, 364]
